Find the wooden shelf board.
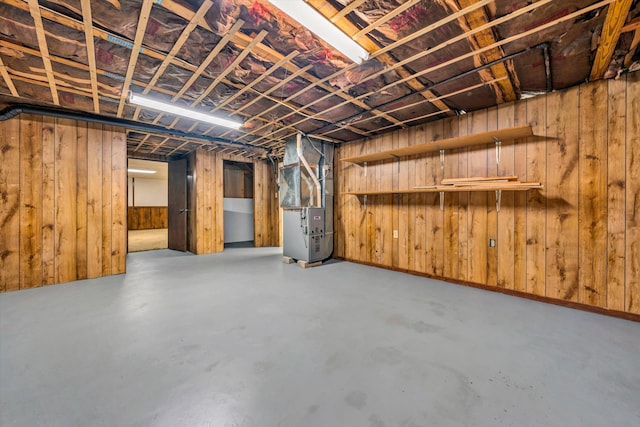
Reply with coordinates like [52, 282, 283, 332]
[341, 125, 533, 164]
[344, 184, 543, 195]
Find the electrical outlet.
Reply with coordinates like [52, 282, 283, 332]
[489, 238, 496, 248]
[393, 230, 399, 239]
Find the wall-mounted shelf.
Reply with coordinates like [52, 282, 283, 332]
[341, 125, 533, 165]
[345, 181, 543, 212]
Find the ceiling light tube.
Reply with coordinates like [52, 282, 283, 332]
[127, 168, 157, 174]
[269, 0, 369, 64]
[128, 93, 242, 130]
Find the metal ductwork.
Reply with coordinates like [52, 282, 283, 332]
[279, 133, 334, 263]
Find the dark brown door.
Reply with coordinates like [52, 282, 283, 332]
[168, 158, 188, 251]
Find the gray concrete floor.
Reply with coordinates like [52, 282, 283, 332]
[1, 247, 639, 427]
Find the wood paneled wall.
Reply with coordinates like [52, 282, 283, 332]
[335, 73, 640, 315]
[127, 206, 168, 230]
[0, 115, 127, 292]
[188, 149, 280, 254]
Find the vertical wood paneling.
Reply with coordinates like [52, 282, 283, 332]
[19, 115, 43, 289]
[578, 81, 608, 306]
[513, 101, 528, 292]
[391, 131, 401, 268]
[457, 115, 469, 281]
[425, 121, 444, 277]
[111, 129, 126, 274]
[404, 126, 416, 271]
[467, 111, 488, 284]
[414, 125, 427, 273]
[379, 134, 394, 266]
[86, 123, 103, 279]
[486, 107, 499, 287]
[525, 95, 546, 296]
[55, 118, 77, 284]
[76, 123, 88, 280]
[203, 150, 213, 251]
[41, 117, 55, 285]
[442, 117, 459, 279]
[497, 102, 516, 289]
[626, 72, 640, 314]
[546, 88, 579, 300]
[0, 116, 126, 291]
[101, 125, 112, 275]
[0, 118, 20, 291]
[334, 145, 345, 258]
[606, 77, 627, 311]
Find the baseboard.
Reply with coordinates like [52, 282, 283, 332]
[334, 257, 640, 323]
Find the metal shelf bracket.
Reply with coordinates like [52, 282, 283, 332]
[440, 149, 445, 170]
[496, 189, 502, 213]
[439, 191, 445, 211]
[494, 136, 502, 166]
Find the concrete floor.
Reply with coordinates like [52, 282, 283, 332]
[1, 248, 639, 427]
[128, 228, 168, 252]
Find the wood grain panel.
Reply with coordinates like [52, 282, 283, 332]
[0, 116, 126, 291]
[41, 117, 55, 285]
[425, 121, 444, 277]
[0, 117, 20, 292]
[606, 77, 627, 311]
[486, 107, 499, 287]
[55, 118, 77, 284]
[513, 100, 528, 292]
[101, 125, 112, 275]
[127, 207, 168, 230]
[86, 123, 103, 279]
[76, 123, 88, 280]
[546, 88, 579, 301]
[578, 81, 608, 306]
[626, 71, 640, 314]
[203, 149, 213, 252]
[467, 110, 488, 284]
[442, 117, 460, 279]
[334, 77, 639, 315]
[19, 115, 43, 289]
[334, 144, 345, 258]
[215, 153, 224, 251]
[497, 102, 516, 289]
[457, 115, 469, 281]
[412, 125, 428, 273]
[111, 129, 126, 274]
[525, 95, 546, 296]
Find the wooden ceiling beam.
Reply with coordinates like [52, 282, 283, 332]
[624, 29, 640, 67]
[27, 0, 59, 105]
[307, 0, 450, 116]
[157, 0, 404, 128]
[133, 0, 213, 120]
[273, 0, 582, 131]
[0, 56, 19, 97]
[444, 0, 518, 103]
[116, 0, 153, 117]
[236, 0, 495, 140]
[352, 0, 422, 40]
[590, 0, 634, 80]
[328, 0, 367, 23]
[79, 0, 100, 113]
[151, 19, 245, 125]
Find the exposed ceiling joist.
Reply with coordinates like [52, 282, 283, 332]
[79, 0, 99, 113]
[445, 0, 518, 103]
[307, 0, 452, 115]
[133, 0, 214, 120]
[116, 0, 153, 117]
[590, 0, 634, 80]
[329, 0, 367, 23]
[27, 0, 59, 105]
[0, 56, 19, 97]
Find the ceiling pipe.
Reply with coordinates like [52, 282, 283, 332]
[311, 42, 551, 137]
[0, 103, 271, 155]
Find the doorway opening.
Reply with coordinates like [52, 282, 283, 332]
[223, 160, 254, 248]
[127, 159, 168, 252]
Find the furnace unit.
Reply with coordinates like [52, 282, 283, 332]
[279, 133, 334, 263]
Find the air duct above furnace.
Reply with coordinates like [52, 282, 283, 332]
[280, 133, 334, 264]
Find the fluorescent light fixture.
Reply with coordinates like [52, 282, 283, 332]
[128, 93, 242, 130]
[269, 0, 369, 64]
[128, 168, 156, 174]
